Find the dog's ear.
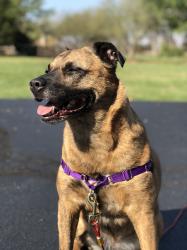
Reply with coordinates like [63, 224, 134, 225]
[93, 42, 126, 68]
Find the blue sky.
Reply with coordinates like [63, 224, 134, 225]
[44, 0, 102, 13]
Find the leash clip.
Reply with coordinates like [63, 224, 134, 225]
[87, 190, 101, 223]
[87, 190, 105, 249]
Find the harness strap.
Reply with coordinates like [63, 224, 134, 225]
[61, 159, 153, 190]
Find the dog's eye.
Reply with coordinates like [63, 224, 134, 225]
[63, 63, 86, 76]
[66, 67, 79, 73]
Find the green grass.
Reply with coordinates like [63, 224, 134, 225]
[117, 56, 187, 101]
[0, 55, 187, 101]
[0, 56, 50, 99]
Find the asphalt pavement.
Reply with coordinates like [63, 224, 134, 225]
[0, 100, 186, 250]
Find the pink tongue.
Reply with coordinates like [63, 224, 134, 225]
[37, 105, 54, 116]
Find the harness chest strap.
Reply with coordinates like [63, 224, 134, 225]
[61, 159, 153, 190]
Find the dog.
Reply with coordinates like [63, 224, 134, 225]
[30, 42, 163, 250]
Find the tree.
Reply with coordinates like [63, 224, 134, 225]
[0, 0, 52, 52]
[55, 0, 163, 54]
[147, 0, 187, 30]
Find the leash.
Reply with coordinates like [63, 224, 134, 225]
[61, 159, 153, 249]
[162, 204, 187, 237]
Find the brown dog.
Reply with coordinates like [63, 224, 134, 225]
[30, 42, 163, 250]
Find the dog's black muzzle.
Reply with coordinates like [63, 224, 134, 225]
[29, 75, 96, 123]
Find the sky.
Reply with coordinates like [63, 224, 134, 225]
[44, 0, 102, 14]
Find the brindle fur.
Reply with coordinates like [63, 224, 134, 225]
[31, 43, 163, 250]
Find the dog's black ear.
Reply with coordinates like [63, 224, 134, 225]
[93, 42, 126, 68]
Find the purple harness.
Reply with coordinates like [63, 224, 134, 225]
[61, 159, 153, 191]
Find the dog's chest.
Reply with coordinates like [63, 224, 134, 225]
[97, 185, 129, 225]
[91, 186, 138, 247]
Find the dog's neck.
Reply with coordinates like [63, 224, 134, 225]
[62, 82, 151, 175]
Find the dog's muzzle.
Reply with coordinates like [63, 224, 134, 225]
[30, 79, 96, 124]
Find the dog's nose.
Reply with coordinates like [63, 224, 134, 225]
[30, 78, 46, 92]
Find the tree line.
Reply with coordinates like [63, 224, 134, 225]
[0, 0, 187, 54]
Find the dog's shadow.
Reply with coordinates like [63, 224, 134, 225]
[159, 209, 187, 250]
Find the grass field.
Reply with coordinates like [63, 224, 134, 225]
[0, 56, 187, 101]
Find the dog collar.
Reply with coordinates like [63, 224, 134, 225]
[61, 159, 153, 191]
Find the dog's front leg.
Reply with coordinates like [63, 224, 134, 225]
[58, 199, 80, 250]
[127, 207, 161, 250]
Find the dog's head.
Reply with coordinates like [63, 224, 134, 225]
[30, 42, 125, 124]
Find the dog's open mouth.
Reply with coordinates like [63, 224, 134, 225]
[37, 93, 94, 123]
